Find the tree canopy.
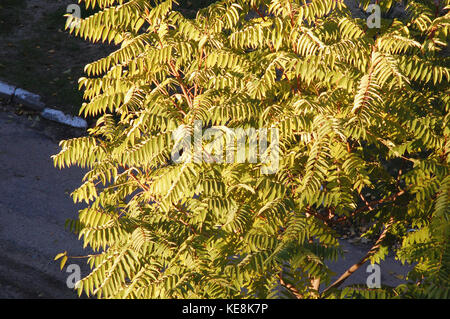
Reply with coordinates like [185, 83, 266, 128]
[54, 0, 449, 299]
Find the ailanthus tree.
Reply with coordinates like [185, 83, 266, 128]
[54, 0, 450, 298]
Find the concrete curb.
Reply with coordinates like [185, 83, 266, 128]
[41, 108, 87, 129]
[0, 81, 16, 99]
[0, 80, 87, 130]
[13, 88, 46, 112]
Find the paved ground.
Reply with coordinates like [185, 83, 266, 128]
[0, 101, 413, 298]
[323, 239, 413, 292]
[0, 101, 89, 298]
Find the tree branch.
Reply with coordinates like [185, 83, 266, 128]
[279, 273, 303, 299]
[335, 190, 405, 223]
[321, 217, 395, 295]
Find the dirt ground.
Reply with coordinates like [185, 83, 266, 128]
[0, 0, 116, 116]
[0, 0, 215, 117]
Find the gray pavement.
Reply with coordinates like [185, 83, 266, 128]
[0, 105, 413, 298]
[0, 107, 88, 298]
[323, 240, 413, 292]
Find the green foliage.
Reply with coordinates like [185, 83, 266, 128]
[54, 0, 450, 298]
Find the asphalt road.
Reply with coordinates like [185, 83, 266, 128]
[0, 104, 413, 298]
[0, 105, 89, 298]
